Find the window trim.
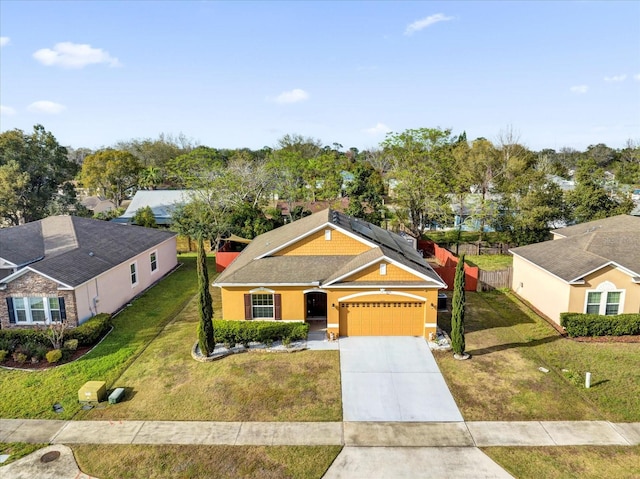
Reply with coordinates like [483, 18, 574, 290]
[10, 296, 63, 324]
[150, 250, 158, 273]
[583, 281, 625, 316]
[380, 263, 387, 276]
[130, 261, 138, 287]
[251, 293, 274, 319]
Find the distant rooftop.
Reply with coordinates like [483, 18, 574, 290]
[113, 190, 191, 224]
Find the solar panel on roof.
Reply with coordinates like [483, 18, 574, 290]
[350, 219, 375, 239]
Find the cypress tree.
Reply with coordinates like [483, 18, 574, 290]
[451, 254, 467, 357]
[197, 237, 215, 356]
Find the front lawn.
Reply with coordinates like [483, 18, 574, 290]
[483, 446, 640, 479]
[0, 442, 46, 465]
[82, 291, 342, 422]
[0, 257, 199, 419]
[435, 291, 640, 421]
[73, 444, 342, 479]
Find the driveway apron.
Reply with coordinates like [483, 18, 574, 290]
[339, 337, 463, 422]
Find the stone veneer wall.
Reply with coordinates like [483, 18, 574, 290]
[0, 270, 78, 329]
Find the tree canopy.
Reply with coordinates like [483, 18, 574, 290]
[0, 125, 78, 224]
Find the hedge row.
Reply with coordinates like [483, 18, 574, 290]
[67, 313, 112, 346]
[0, 313, 112, 350]
[560, 313, 640, 337]
[213, 320, 309, 346]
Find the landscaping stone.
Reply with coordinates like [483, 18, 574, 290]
[191, 339, 307, 362]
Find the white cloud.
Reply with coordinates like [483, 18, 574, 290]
[33, 42, 121, 69]
[405, 13, 453, 35]
[570, 85, 588, 94]
[604, 74, 627, 82]
[363, 122, 391, 136]
[633, 73, 640, 81]
[27, 100, 66, 114]
[0, 37, 10, 47]
[272, 88, 309, 104]
[0, 105, 16, 116]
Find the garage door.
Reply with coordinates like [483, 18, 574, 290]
[339, 301, 424, 336]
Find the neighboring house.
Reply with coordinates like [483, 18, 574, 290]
[510, 215, 640, 325]
[214, 209, 446, 339]
[0, 216, 177, 329]
[112, 190, 191, 225]
[81, 196, 117, 215]
[546, 174, 575, 192]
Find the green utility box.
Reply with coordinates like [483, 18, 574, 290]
[108, 387, 126, 404]
[78, 381, 106, 403]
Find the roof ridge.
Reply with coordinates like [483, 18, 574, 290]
[581, 231, 597, 252]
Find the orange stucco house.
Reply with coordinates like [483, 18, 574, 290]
[510, 215, 640, 325]
[213, 209, 446, 339]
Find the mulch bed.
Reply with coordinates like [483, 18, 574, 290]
[1, 346, 93, 371]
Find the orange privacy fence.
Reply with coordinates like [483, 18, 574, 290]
[419, 240, 478, 291]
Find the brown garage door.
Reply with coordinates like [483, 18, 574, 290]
[339, 301, 424, 336]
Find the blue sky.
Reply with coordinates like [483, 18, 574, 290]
[1, 1, 639, 152]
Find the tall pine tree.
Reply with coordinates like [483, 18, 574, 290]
[451, 254, 467, 358]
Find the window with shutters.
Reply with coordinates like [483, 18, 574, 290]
[8, 297, 65, 324]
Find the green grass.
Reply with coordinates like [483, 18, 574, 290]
[464, 254, 513, 271]
[82, 292, 342, 422]
[435, 291, 640, 421]
[0, 442, 46, 465]
[73, 445, 342, 479]
[0, 257, 199, 419]
[424, 230, 505, 244]
[483, 446, 640, 479]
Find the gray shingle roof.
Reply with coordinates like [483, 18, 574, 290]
[0, 216, 176, 287]
[215, 209, 445, 288]
[512, 215, 640, 282]
[551, 214, 640, 238]
[113, 190, 191, 224]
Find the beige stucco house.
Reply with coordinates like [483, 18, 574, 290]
[0, 216, 177, 328]
[510, 215, 640, 325]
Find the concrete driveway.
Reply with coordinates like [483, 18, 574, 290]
[339, 337, 463, 422]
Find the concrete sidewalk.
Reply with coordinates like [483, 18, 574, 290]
[1, 419, 639, 447]
[2, 420, 639, 479]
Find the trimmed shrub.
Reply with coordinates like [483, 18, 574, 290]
[32, 344, 49, 361]
[17, 341, 40, 360]
[289, 323, 310, 341]
[63, 339, 79, 351]
[560, 313, 640, 337]
[46, 349, 63, 364]
[12, 352, 27, 364]
[0, 337, 16, 354]
[213, 320, 310, 345]
[66, 314, 112, 346]
[0, 329, 48, 348]
[0, 350, 8, 362]
[256, 323, 284, 343]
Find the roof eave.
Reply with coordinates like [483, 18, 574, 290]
[1, 266, 74, 290]
[214, 282, 323, 288]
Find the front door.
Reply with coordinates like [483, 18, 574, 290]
[305, 292, 327, 320]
